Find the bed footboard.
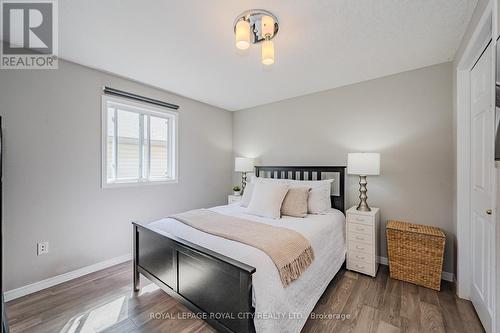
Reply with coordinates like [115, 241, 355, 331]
[132, 222, 256, 333]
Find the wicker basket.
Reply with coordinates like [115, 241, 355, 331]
[386, 220, 445, 290]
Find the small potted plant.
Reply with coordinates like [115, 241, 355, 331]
[232, 185, 241, 196]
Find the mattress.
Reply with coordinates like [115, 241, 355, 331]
[148, 203, 346, 333]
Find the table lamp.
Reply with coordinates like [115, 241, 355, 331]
[347, 153, 380, 211]
[235, 157, 254, 192]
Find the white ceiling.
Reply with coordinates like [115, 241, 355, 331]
[60, 0, 477, 111]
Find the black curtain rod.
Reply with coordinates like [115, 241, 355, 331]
[103, 87, 179, 110]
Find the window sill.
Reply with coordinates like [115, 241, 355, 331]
[101, 178, 178, 189]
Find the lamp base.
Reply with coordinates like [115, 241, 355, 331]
[356, 205, 372, 212]
[356, 175, 371, 211]
[241, 172, 247, 193]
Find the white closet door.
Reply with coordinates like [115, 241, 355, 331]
[470, 42, 495, 333]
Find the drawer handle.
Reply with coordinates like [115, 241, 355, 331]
[356, 264, 365, 268]
[356, 255, 365, 260]
[356, 227, 365, 231]
[355, 218, 364, 221]
[356, 236, 364, 240]
[355, 245, 365, 250]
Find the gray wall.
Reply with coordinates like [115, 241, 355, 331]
[0, 60, 233, 290]
[0, 59, 456, 289]
[233, 62, 454, 273]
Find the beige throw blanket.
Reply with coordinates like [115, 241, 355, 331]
[171, 209, 315, 287]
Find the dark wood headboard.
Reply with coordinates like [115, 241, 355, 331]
[254, 166, 346, 213]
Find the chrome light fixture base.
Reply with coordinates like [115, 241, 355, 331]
[241, 172, 248, 193]
[356, 175, 371, 212]
[233, 9, 279, 45]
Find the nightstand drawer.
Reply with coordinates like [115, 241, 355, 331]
[346, 206, 379, 277]
[349, 249, 374, 264]
[228, 195, 242, 204]
[348, 231, 372, 244]
[347, 258, 374, 276]
[348, 222, 373, 236]
[348, 241, 374, 255]
[347, 214, 373, 225]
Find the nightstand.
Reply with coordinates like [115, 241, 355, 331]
[228, 195, 242, 204]
[346, 206, 380, 277]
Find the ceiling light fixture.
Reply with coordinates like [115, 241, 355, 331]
[233, 9, 279, 65]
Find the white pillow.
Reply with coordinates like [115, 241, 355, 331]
[247, 182, 289, 219]
[288, 179, 333, 214]
[249, 175, 287, 184]
[251, 176, 333, 214]
[240, 182, 254, 208]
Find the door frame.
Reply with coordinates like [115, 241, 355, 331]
[456, 1, 497, 332]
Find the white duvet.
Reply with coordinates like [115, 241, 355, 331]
[148, 203, 346, 333]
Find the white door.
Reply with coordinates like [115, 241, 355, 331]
[470, 43, 495, 333]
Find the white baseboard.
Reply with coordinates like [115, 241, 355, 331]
[4, 254, 132, 302]
[377, 256, 389, 265]
[376, 256, 455, 282]
[4, 253, 455, 302]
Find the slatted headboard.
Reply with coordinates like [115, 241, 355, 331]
[254, 166, 346, 213]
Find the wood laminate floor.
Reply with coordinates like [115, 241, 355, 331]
[6, 262, 484, 333]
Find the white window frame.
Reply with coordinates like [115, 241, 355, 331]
[101, 95, 179, 188]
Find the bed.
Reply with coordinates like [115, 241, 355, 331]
[132, 166, 346, 333]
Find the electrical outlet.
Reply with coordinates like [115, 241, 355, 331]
[37, 242, 49, 256]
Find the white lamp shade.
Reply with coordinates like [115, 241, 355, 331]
[235, 20, 250, 50]
[235, 157, 255, 172]
[347, 153, 380, 175]
[261, 39, 275, 65]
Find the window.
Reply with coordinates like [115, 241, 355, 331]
[102, 95, 178, 187]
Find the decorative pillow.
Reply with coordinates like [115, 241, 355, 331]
[287, 179, 333, 214]
[281, 187, 311, 218]
[252, 176, 334, 214]
[247, 182, 289, 219]
[240, 182, 254, 208]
